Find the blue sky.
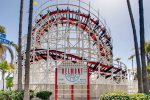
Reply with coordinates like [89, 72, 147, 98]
[0, 0, 150, 69]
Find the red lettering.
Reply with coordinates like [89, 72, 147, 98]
[62, 67, 83, 75]
[71, 68, 74, 75]
[62, 68, 64, 74]
[65, 68, 67, 74]
[78, 68, 80, 74]
[75, 68, 77, 74]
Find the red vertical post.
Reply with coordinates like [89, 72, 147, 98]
[55, 68, 58, 100]
[87, 68, 90, 100]
[71, 85, 74, 100]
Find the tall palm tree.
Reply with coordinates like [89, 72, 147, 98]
[23, 0, 33, 99]
[139, 0, 149, 93]
[128, 55, 135, 74]
[126, 0, 143, 92]
[18, 0, 24, 91]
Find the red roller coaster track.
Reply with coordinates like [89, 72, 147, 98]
[25, 8, 127, 83]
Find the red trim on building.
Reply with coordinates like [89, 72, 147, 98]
[55, 68, 58, 100]
[87, 68, 90, 100]
[71, 85, 74, 100]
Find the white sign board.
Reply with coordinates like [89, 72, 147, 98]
[58, 62, 87, 85]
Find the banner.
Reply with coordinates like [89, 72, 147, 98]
[0, 38, 10, 44]
[0, 32, 6, 38]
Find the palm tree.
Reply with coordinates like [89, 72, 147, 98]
[126, 0, 143, 92]
[0, 43, 15, 91]
[139, 0, 149, 93]
[18, 0, 24, 91]
[115, 58, 121, 61]
[128, 54, 135, 74]
[23, 0, 33, 99]
[0, 60, 12, 90]
[0, 44, 14, 65]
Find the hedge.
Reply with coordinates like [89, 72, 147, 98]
[0, 90, 34, 100]
[100, 92, 130, 100]
[100, 92, 150, 100]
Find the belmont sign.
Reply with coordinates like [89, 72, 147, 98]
[58, 63, 87, 85]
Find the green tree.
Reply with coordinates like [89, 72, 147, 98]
[0, 25, 16, 91]
[0, 60, 12, 90]
[23, 0, 33, 99]
[145, 42, 150, 65]
[18, 0, 24, 92]
[139, 0, 149, 93]
[5, 73, 13, 91]
[126, 0, 143, 92]
[145, 42, 150, 90]
[0, 44, 14, 66]
[0, 25, 6, 33]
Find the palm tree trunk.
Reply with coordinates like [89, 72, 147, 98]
[139, 0, 149, 93]
[23, 0, 33, 99]
[131, 58, 134, 73]
[18, 0, 24, 91]
[146, 54, 149, 65]
[126, 0, 143, 92]
[2, 70, 5, 90]
[146, 54, 150, 65]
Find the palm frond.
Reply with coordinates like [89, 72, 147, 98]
[0, 25, 6, 33]
[145, 42, 150, 53]
[128, 54, 135, 60]
[4, 45, 14, 65]
[0, 44, 5, 56]
[10, 41, 18, 52]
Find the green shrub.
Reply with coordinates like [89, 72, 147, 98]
[0, 90, 35, 100]
[130, 93, 150, 100]
[100, 92, 130, 100]
[8, 90, 23, 100]
[36, 91, 52, 100]
[0, 90, 6, 100]
[29, 90, 35, 99]
[100, 92, 150, 100]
